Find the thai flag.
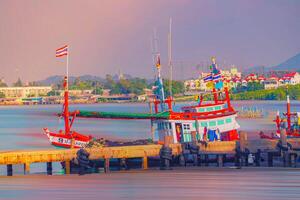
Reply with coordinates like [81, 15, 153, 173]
[56, 45, 68, 57]
[204, 74, 212, 82]
[213, 72, 222, 81]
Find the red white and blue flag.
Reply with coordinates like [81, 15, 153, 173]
[56, 45, 68, 57]
[212, 72, 222, 81]
[203, 74, 213, 82]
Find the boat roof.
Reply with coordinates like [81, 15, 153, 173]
[181, 102, 225, 110]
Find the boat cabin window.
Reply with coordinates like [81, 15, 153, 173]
[200, 122, 208, 127]
[183, 124, 190, 130]
[206, 107, 213, 112]
[158, 122, 162, 130]
[215, 106, 222, 110]
[225, 118, 232, 124]
[199, 108, 205, 112]
[217, 119, 225, 125]
[209, 121, 216, 127]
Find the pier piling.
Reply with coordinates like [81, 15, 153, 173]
[1, 135, 300, 176]
[142, 156, 148, 170]
[255, 149, 261, 166]
[47, 162, 52, 175]
[24, 162, 30, 175]
[7, 164, 12, 176]
[65, 161, 71, 174]
[104, 158, 110, 173]
[217, 154, 223, 167]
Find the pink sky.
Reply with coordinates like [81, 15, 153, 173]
[0, 0, 299, 84]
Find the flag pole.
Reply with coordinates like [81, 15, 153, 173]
[64, 45, 70, 136]
[66, 45, 69, 90]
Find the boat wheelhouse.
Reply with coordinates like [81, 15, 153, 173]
[152, 88, 240, 144]
[150, 56, 239, 144]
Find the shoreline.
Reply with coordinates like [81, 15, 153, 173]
[0, 99, 298, 107]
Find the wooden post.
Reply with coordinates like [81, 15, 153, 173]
[151, 119, 155, 142]
[217, 154, 223, 167]
[65, 160, 71, 174]
[164, 135, 171, 169]
[289, 153, 297, 168]
[280, 129, 287, 147]
[280, 129, 288, 167]
[198, 154, 202, 166]
[7, 164, 13, 176]
[267, 152, 273, 167]
[255, 149, 261, 167]
[142, 156, 148, 170]
[204, 155, 209, 166]
[47, 162, 52, 175]
[239, 131, 247, 152]
[119, 158, 128, 170]
[104, 158, 110, 173]
[239, 131, 247, 166]
[24, 162, 30, 175]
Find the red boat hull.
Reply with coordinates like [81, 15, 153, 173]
[43, 128, 92, 148]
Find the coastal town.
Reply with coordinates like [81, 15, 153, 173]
[0, 66, 299, 105]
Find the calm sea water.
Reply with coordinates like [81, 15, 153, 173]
[0, 101, 300, 199]
[0, 100, 300, 151]
[1, 168, 300, 200]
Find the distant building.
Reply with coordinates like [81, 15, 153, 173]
[245, 73, 258, 83]
[282, 72, 300, 85]
[67, 89, 93, 96]
[264, 80, 279, 90]
[262, 72, 300, 90]
[257, 75, 266, 84]
[184, 68, 242, 93]
[102, 89, 111, 96]
[0, 86, 52, 98]
[97, 94, 137, 102]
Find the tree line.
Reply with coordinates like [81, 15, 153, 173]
[0, 76, 185, 97]
[231, 84, 300, 100]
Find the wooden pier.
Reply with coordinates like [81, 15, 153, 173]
[1, 131, 300, 176]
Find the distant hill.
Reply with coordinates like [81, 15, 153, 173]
[272, 53, 300, 71]
[243, 66, 267, 74]
[37, 75, 105, 86]
[243, 52, 300, 75]
[37, 74, 152, 86]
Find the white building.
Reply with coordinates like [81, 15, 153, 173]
[282, 72, 300, 85]
[0, 86, 52, 98]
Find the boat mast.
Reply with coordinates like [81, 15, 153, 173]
[211, 57, 219, 103]
[152, 29, 165, 111]
[168, 17, 173, 98]
[156, 54, 165, 111]
[287, 95, 291, 131]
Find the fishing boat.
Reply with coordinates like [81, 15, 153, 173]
[43, 45, 93, 148]
[150, 56, 240, 143]
[78, 56, 240, 144]
[43, 76, 92, 148]
[259, 94, 300, 139]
